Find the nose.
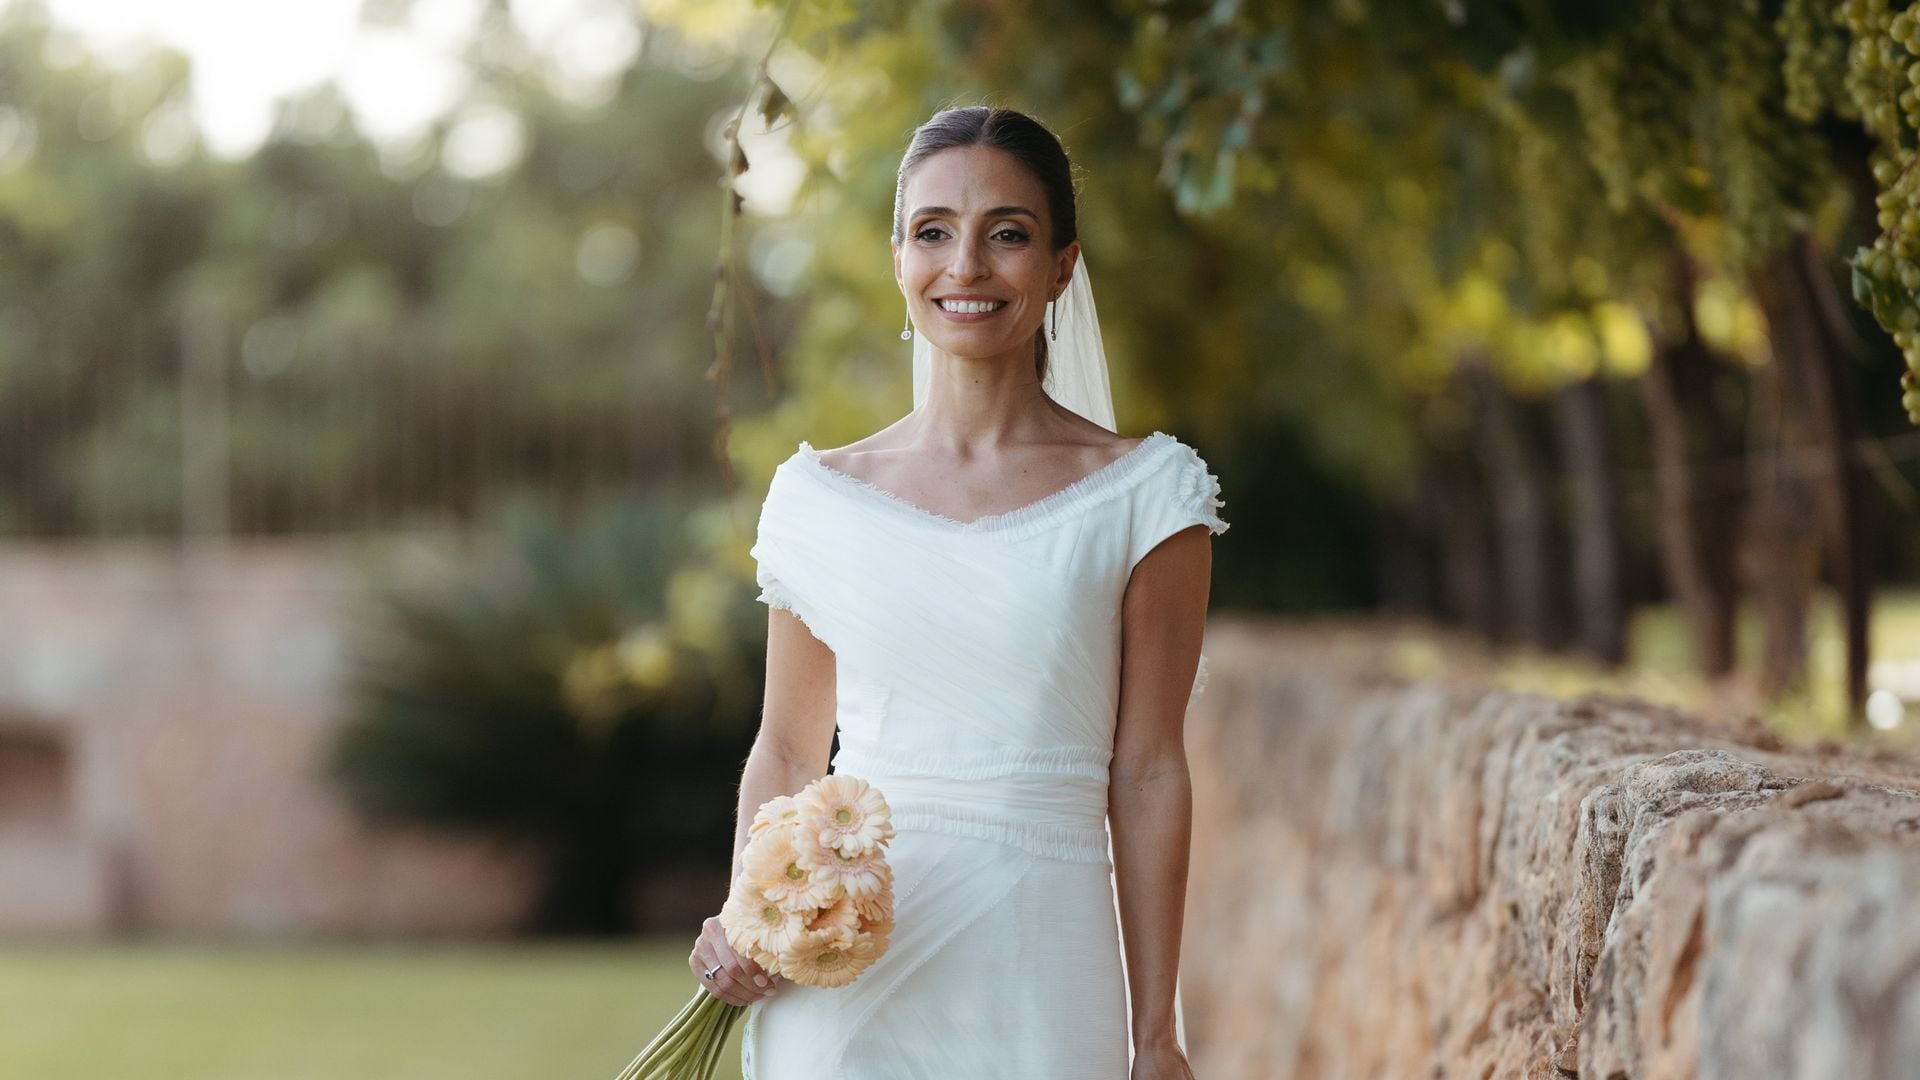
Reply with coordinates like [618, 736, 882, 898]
[945, 230, 989, 283]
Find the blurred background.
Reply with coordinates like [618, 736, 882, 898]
[3, 0, 1920, 1077]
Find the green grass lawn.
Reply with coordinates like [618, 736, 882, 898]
[0, 936, 744, 1080]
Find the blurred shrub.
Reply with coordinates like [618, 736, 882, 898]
[325, 490, 767, 935]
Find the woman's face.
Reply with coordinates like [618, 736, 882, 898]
[893, 145, 1078, 365]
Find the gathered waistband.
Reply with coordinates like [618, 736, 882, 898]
[830, 741, 1113, 866]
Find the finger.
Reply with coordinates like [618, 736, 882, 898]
[698, 940, 770, 1006]
[737, 947, 775, 981]
[698, 918, 772, 1001]
[694, 946, 755, 1006]
[712, 929, 773, 993]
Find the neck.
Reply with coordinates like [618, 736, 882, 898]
[912, 345, 1065, 449]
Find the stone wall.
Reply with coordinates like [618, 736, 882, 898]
[1179, 620, 1920, 1079]
[0, 539, 537, 938]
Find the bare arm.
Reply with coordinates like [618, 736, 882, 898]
[691, 604, 837, 1007]
[733, 606, 838, 877]
[1110, 523, 1212, 1056]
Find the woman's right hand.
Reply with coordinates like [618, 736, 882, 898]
[689, 914, 779, 1007]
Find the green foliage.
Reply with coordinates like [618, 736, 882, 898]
[0, 2, 763, 536]
[717, 0, 1423, 510]
[326, 492, 767, 933]
[711, 0, 1723, 512]
[1820, 0, 1920, 421]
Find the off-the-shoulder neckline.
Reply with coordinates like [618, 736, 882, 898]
[791, 430, 1180, 534]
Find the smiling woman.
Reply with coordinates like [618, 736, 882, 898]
[696, 105, 1219, 1080]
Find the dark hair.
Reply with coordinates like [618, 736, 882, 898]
[892, 105, 1079, 386]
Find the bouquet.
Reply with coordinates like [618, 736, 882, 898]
[611, 774, 897, 1079]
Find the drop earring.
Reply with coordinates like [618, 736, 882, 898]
[901, 305, 913, 341]
[1049, 293, 1059, 341]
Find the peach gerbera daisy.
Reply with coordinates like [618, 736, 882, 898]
[750, 794, 802, 835]
[741, 824, 836, 913]
[776, 923, 881, 988]
[804, 894, 862, 940]
[720, 873, 809, 968]
[796, 775, 895, 856]
[860, 913, 894, 953]
[798, 833, 888, 900]
[850, 875, 893, 923]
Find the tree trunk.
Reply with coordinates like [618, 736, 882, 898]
[1638, 255, 1745, 679]
[1788, 233, 1877, 721]
[1551, 374, 1626, 666]
[1462, 356, 1561, 649]
[1744, 244, 1827, 704]
[1373, 488, 1437, 618]
[1425, 423, 1499, 641]
[1739, 402, 1819, 703]
[1741, 232, 1876, 722]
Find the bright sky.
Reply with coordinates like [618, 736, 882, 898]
[1, 0, 648, 160]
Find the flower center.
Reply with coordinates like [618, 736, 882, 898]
[786, 863, 806, 880]
[835, 809, 853, 824]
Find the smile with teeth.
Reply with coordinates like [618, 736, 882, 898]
[937, 299, 1008, 314]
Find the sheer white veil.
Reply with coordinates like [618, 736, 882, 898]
[910, 253, 1115, 432]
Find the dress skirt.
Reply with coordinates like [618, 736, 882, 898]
[741, 820, 1131, 1079]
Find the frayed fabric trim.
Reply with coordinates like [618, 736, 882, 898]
[792, 431, 1181, 539]
[756, 584, 826, 640]
[755, 584, 798, 615]
[1171, 442, 1231, 537]
[833, 741, 1110, 781]
[888, 805, 1113, 864]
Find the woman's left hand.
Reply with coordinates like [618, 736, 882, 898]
[1132, 1039, 1196, 1079]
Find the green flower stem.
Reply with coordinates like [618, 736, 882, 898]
[616, 992, 700, 1076]
[716, 1005, 747, 1066]
[615, 991, 694, 1078]
[698, 996, 744, 1075]
[612, 985, 748, 1079]
[694, 1005, 724, 1076]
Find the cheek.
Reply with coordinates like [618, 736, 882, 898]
[1011, 258, 1054, 293]
[900, 254, 938, 284]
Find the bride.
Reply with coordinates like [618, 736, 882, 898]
[690, 104, 1226, 1079]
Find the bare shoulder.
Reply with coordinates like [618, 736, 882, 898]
[1035, 406, 1146, 466]
[811, 418, 916, 475]
[1080, 429, 1152, 468]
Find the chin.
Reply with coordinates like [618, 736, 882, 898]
[923, 334, 1010, 359]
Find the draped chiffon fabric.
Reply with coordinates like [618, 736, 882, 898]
[741, 430, 1229, 1080]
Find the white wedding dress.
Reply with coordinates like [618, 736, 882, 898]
[741, 429, 1228, 1079]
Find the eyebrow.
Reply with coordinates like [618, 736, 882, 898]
[909, 205, 1037, 223]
